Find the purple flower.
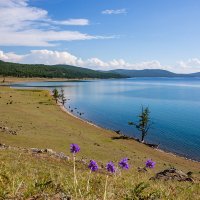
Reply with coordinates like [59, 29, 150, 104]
[88, 160, 98, 172]
[70, 144, 80, 154]
[145, 159, 156, 169]
[119, 158, 129, 170]
[106, 162, 116, 173]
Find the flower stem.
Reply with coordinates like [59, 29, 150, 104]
[73, 154, 83, 199]
[73, 154, 77, 197]
[103, 175, 108, 200]
[86, 170, 92, 192]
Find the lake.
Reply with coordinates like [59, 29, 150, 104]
[12, 78, 200, 161]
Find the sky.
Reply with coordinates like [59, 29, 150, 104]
[0, 0, 200, 73]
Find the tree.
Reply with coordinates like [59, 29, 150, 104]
[52, 88, 59, 103]
[59, 88, 67, 105]
[128, 106, 152, 143]
[2, 76, 5, 83]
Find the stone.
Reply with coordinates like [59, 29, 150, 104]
[55, 152, 70, 161]
[3, 127, 9, 130]
[30, 148, 43, 153]
[44, 148, 55, 154]
[150, 168, 194, 182]
[0, 143, 9, 149]
[94, 142, 100, 146]
[51, 193, 71, 200]
[138, 167, 148, 173]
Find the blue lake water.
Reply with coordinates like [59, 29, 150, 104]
[12, 78, 200, 161]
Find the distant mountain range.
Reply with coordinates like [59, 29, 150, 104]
[108, 69, 200, 77]
[1, 60, 200, 78]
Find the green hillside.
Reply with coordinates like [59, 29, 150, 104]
[0, 60, 126, 79]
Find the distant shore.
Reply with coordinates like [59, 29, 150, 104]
[0, 76, 97, 85]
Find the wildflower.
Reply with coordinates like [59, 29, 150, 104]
[104, 161, 115, 200]
[145, 159, 156, 168]
[106, 161, 116, 173]
[88, 160, 98, 172]
[87, 160, 98, 192]
[70, 144, 80, 154]
[119, 158, 129, 170]
[70, 144, 81, 198]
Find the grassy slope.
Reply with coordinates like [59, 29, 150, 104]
[0, 86, 200, 199]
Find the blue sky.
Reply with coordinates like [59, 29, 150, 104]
[0, 0, 200, 73]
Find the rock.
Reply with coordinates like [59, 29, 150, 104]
[94, 142, 100, 146]
[3, 127, 9, 131]
[138, 167, 147, 173]
[44, 148, 55, 154]
[115, 130, 121, 134]
[51, 193, 71, 200]
[30, 148, 43, 153]
[144, 142, 159, 148]
[54, 152, 70, 160]
[0, 126, 17, 135]
[150, 168, 194, 182]
[187, 171, 193, 177]
[9, 130, 17, 135]
[0, 143, 9, 149]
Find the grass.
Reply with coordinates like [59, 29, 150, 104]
[0, 85, 200, 199]
[0, 150, 199, 199]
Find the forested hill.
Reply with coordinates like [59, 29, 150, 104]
[108, 69, 200, 77]
[0, 60, 126, 79]
[109, 69, 178, 77]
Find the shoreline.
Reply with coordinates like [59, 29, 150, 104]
[0, 77, 100, 86]
[54, 94, 200, 164]
[6, 82, 200, 165]
[49, 89, 104, 130]
[59, 103, 102, 130]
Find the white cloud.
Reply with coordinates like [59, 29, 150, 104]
[0, 0, 109, 47]
[0, 30, 104, 47]
[0, 49, 170, 71]
[176, 58, 200, 73]
[102, 9, 127, 15]
[50, 19, 89, 26]
[178, 58, 200, 68]
[21, 50, 84, 66]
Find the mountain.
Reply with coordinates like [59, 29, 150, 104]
[187, 72, 200, 77]
[109, 69, 181, 77]
[1, 60, 200, 78]
[0, 60, 126, 79]
[109, 69, 200, 77]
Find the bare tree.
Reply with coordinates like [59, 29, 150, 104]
[129, 106, 152, 143]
